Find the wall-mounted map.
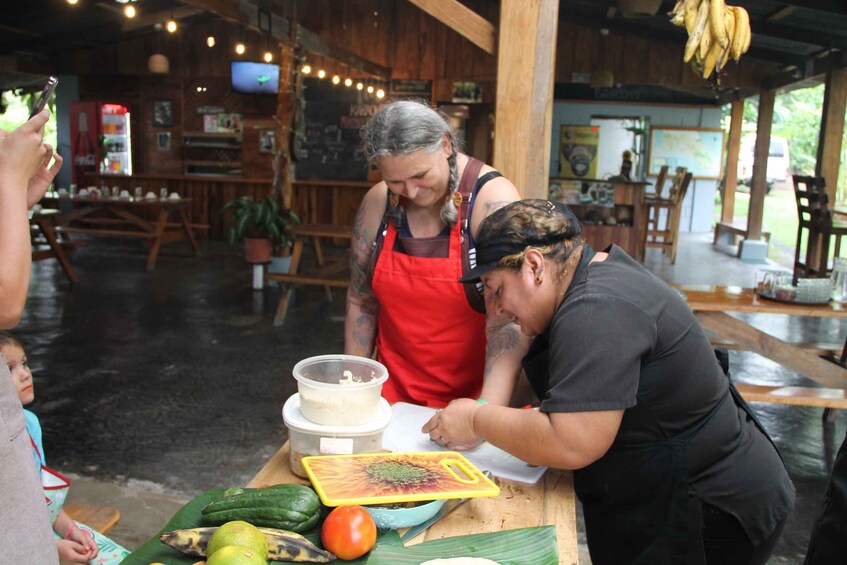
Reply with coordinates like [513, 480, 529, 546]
[647, 126, 724, 179]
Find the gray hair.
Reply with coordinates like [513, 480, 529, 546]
[360, 100, 462, 226]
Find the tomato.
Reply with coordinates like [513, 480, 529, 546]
[320, 505, 377, 560]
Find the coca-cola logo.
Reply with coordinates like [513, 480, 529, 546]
[74, 154, 96, 166]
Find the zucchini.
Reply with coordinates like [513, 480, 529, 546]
[200, 483, 322, 532]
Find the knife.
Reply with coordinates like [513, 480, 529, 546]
[400, 471, 493, 543]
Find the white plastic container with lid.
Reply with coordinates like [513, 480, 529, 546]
[283, 393, 392, 478]
[292, 354, 388, 426]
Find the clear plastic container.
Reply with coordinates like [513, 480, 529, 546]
[292, 354, 388, 425]
[282, 393, 391, 479]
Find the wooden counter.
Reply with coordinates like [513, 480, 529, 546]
[86, 174, 371, 239]
[249, 442, 579, 565]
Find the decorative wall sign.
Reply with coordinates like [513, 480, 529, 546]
[559, 125, 600, 179]
[156, 131, 171, 151]
[152, 100, 173, 127]
[389, 79, 432, 99]
[196, 105, 226, 114]
[648, 127, 724, 179]
[259, 129, 275, 154]
[451, 82, 482, 103]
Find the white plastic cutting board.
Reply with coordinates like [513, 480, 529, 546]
[382, 402, 547, 484]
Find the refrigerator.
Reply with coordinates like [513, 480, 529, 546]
[69, 101, 133, 186]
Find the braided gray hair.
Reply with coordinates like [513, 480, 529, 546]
[360, 100, 462, 226]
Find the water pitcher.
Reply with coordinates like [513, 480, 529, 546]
[831, 258, 847, 303]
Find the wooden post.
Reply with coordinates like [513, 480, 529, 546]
[816, 66, 847, 203]
[493, 0, 560, 198]
[746, 89, 775, 240]
[722, 98, 743, 225]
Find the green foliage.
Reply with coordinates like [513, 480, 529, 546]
[0, 91, 58, 154]
[222, 195, 299, 250]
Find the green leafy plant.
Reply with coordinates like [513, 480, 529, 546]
[222, 195, 299, 250]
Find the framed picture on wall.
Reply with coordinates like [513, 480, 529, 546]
[152, 100, 173, 127]
[259, 130, 276, 154]
[156, 131, 171, 151]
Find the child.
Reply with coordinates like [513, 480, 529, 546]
[0, 331, 130, 564]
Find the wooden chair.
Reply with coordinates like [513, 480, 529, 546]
[792, 175, 847, 283]
[643, 165, 669, 199]
[644, 172, 692, 264]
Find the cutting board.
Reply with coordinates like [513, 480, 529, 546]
[382, 402, 547, 484]
[301, 451, 500, 506]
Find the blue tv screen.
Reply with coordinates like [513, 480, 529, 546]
[231, 61, 279, 95]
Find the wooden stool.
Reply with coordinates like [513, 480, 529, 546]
[64, 503, 121, 535]
[643, 172, 692, 264]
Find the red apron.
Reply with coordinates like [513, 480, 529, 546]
[372, 207, 487, 407]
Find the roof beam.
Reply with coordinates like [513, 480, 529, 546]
[757, 0, 846, 16]
[406, 0, 496, 55]
[753, 21, 847, 52]
[122, 5, 206, 32]
[765, 6, 795, 22]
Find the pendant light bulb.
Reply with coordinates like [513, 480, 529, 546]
[376, 88, 385, 99]
[263, 51, 273, 63]
[206, 36, 216, 48]
[344, 78, 353, 87]
[356, 82, 364, 91]
[124, 4, 136, 18]
[367, 85, 374, 94]
[166, 20, 177, 33]
[331, 75, 341, 85]
[317, 69, 326, 79]
[235, 42, 246, 55]
[67, 0, 78, 5]
[301, 65, 311, 74]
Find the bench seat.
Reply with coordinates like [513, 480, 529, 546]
[64, 503, 120, 535]
[713, 222, 771, 248]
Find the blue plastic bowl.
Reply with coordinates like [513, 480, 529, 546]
[364, 499, 446, 530]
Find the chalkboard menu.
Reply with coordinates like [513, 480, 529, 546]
[295, 78, 379, 180]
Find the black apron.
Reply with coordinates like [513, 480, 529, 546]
[521, 245, 782, 565]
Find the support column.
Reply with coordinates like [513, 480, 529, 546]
[721, 98, 743, 224]
[739, 89, 774, 261]
[816, 66, 847, 202]
[493, 0, 560, 198]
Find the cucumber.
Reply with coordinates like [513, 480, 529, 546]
[200, 483, 322, 532]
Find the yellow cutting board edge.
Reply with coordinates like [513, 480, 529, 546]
[302, 451, 500, 507]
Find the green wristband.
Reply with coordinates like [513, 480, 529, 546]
[476, 398, 488, 405]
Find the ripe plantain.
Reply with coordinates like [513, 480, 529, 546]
[699, 16, 713, 60]
[730, 6, 751, 60]
[702, 36, 724, 79]
[709, 0, 728, 49]
[684, 0, 710, 62]
[683, 0, 702, 33]
[719, 6, 736, 71]
[668, 0, 686, 26]
[160, 526, 337, 562]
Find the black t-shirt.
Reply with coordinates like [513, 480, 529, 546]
[535, 245, 795, 545]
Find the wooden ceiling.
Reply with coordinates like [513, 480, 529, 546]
[1, 0, 845, 93]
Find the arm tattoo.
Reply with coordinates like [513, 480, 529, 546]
[349, 204, 379, 313]
[484, 321, 521, 378]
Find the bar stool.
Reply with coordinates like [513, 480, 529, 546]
[792, 175, 847, 283]
[644, 172, 692, 264]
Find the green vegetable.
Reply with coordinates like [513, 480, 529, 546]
[200, 484, 322, 532]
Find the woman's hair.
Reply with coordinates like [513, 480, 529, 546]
[360, 99, 463, 226]
[0, 331, 23, 351]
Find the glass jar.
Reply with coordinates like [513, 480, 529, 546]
[831, 258, 847, 303]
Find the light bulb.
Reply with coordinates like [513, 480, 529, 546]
[356, 82, 364, 91]
[302, 65, 311, 74]
[124, 4, 136, 18]
[206, 36, 215, 47]
[317, 69, 326, 79]
[66, 0, 78, 5]
[235, 43, 245, 55]
[367, 85, 374, 94]
[344, 78, 352, 87]
[166, 20, 177, 33]
[263, 52, 273, 63]
[376, 88, 385, 99]
[332, 75, 340, 85]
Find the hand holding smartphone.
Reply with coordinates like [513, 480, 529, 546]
[29, 76, 58, 119]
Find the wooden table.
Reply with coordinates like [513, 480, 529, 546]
[677, 284, 847, 391]
[248, 442, 579, 565]
[43, 194, 199, 270]
[30, 209, 78, 283]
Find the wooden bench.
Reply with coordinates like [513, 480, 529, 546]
[735, 383, 847, 423]
[709, 336, 843, 358]
[266, 223, 353, 326]
[713, 222, 771, 248]
[64, 503, 120, 535]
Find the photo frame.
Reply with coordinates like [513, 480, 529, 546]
[259, 129, 276, 154]
[156, 131, 171, 151]
[647, 126, 724, 179]
[152, 100, 173, 127]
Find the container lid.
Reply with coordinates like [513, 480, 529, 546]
[283, 393, 391, 435]
[292, 354, 388, 389]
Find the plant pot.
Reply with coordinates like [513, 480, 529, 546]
[269, 254, 292, 274]
[244, 237, 272, 264]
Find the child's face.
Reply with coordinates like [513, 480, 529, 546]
[2, 344, 34, 405]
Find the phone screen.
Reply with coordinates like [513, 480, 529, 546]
[29, 77, 58, 119]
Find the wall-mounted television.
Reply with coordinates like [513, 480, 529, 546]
[231, 61, 280, 95]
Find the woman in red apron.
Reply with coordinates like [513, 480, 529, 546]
[2, 332, 130, 564]
[345, 100, 528, 416]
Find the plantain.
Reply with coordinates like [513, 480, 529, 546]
[730, 6, 751, 60]
[699, 16, 713, 61]
[160, 526, 337, 563]
[683, 0, 701, 33]
[668, 0, 686, 23]
[684, 0, 710, 62]
[702, 36, 724, 79]
[719, 6, 736, 70]
[709, 0, 727, 49]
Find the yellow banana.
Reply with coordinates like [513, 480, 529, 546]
[710, 0, 727, 49]
[719, 6, 736, 70]
[702, 37, 724, 79]
[683, 0, 702, 33]
[699, 13, 713, 60]
[730, 6, 749, 60]
[159, 526, 336, 562]
[684, 0, 710, 62]
[668, 0, 686, 25]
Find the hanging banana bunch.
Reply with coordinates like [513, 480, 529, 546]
[668, 0, 752, 81]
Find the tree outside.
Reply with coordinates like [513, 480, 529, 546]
[0, 90, 58, 155]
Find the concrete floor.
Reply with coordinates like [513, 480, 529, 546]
[17, 232, 845, 563]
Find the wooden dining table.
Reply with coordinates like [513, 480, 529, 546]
[248, 442, 579, 565]
[675, 284, 847, 390]
[30, 208, 78, 283]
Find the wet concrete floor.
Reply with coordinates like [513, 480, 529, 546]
[16, 232, 846, 563]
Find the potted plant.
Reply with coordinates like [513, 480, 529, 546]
[222, 195, 299, 264]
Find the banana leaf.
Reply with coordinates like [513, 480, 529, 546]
[122, 488, 402, 565]
[365, 526, 558, 565]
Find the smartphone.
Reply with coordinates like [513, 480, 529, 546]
[29, 76, 58, 119]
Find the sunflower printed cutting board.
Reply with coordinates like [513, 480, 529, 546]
[301, 451, 500, 506]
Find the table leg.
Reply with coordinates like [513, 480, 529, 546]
[179, 208, 199, 255]
[146, 209, 170, 270]
[696, 311, 847, 389]
[38, 219, 78, 284]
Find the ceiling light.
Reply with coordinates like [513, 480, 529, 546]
[235, 42, 245, 55]
[376, 89, 385, 99]
[356, 82, 364, 91]
[263, 52, 273, 63]
[166, 20, 177, 33]
[367, 85, 374, 94]
[67, 0, 78, 4]
[332, 75, 340, 85]
[301, 65, 311, 74]
[317, 69, 326, 79]
[124, 4, 136, 18]
[344, 78, 352, 87]
[206, 36, 216, 47]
